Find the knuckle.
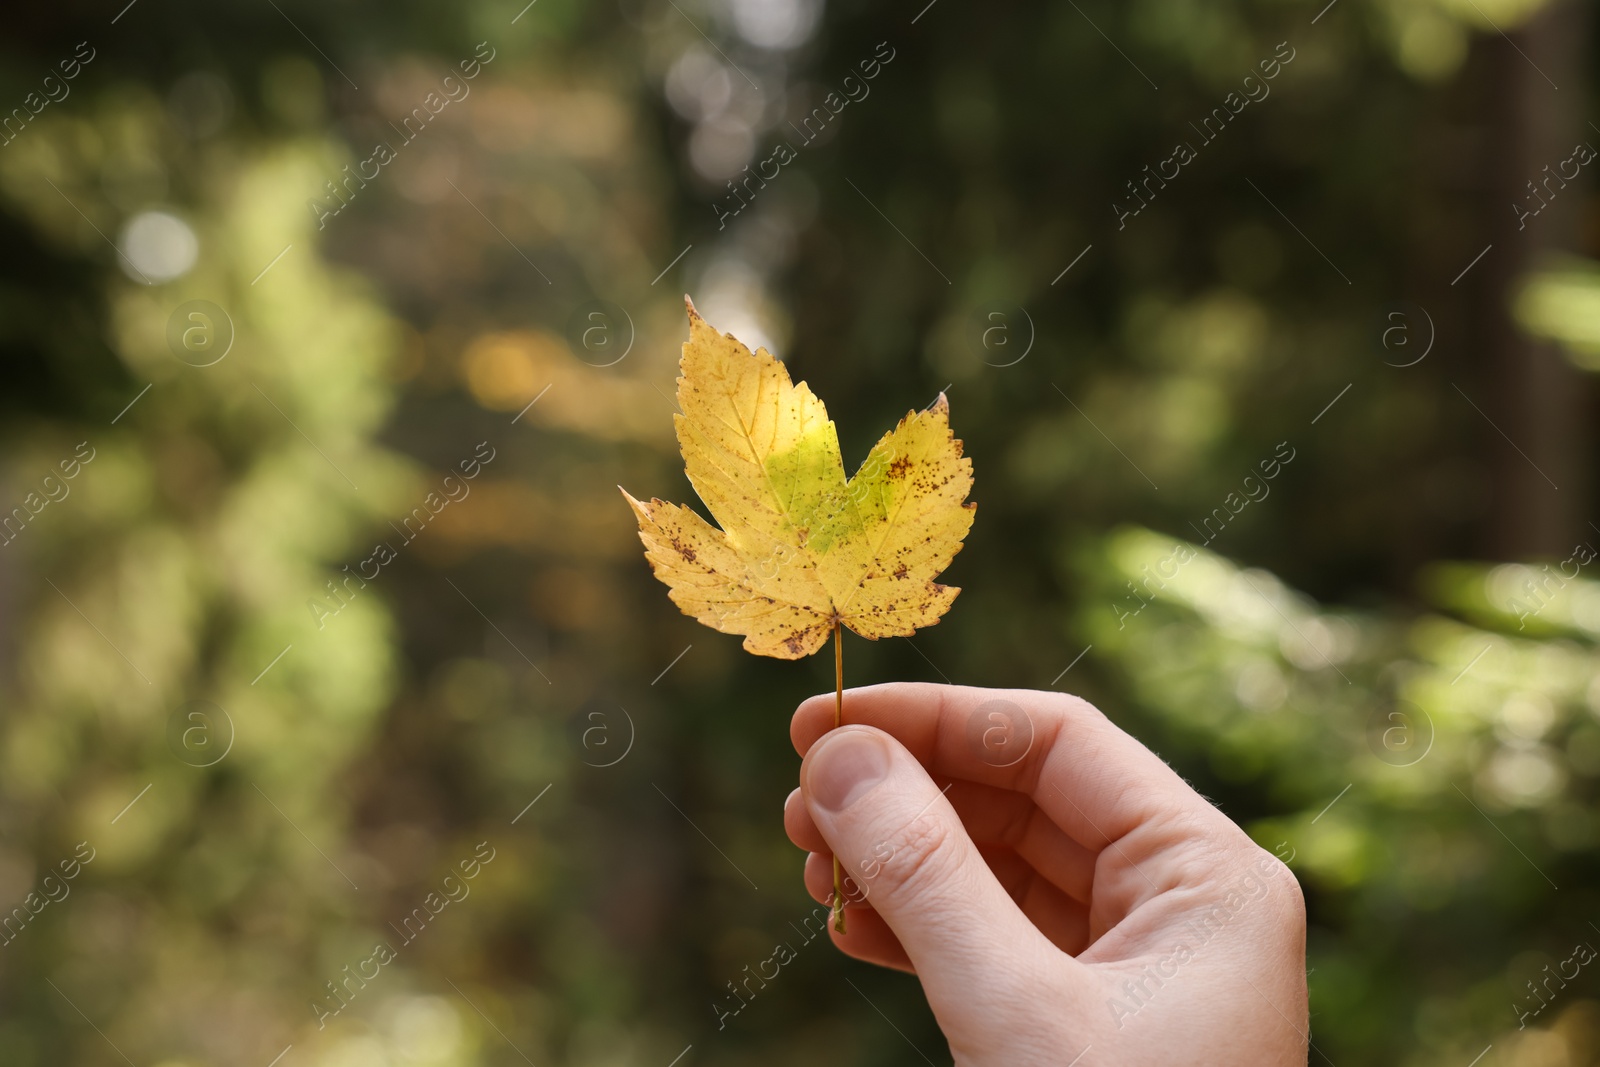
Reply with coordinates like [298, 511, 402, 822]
[1051, 690, 1108, 726]
[1256, 847, 1306, 924]
[869, 811, 962, 902]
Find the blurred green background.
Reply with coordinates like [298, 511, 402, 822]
[1, 0, 1598, 1063]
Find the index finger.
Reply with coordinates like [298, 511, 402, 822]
[791, 682, 1231, 856]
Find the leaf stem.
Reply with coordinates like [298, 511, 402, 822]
[832, 620, 846, 934]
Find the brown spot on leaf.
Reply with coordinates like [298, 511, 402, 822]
[671, 538, 698, 563]
[894, 562, 909, 580]
[888, 456, 912, 479]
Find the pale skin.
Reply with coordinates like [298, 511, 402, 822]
[784, 683, 1310, 1066]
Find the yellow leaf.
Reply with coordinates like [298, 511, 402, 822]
[620, 298, 976, 659]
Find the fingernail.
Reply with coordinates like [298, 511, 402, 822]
[808, 729, 891, 813]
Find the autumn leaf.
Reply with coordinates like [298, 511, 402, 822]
[620, 298, 976, 660]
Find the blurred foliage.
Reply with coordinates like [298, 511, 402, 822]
[0, 0, 1597, 1065]
[1520, 259, 1600, 368]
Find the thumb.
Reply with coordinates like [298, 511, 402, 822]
[801, 725, 1072, 1021]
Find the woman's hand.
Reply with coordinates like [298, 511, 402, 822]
[785, 683, 1309, 1066]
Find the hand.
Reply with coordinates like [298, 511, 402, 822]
[784, 683, 1309, 1066]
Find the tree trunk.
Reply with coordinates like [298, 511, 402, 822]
[1485, 0, 1593, 559]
